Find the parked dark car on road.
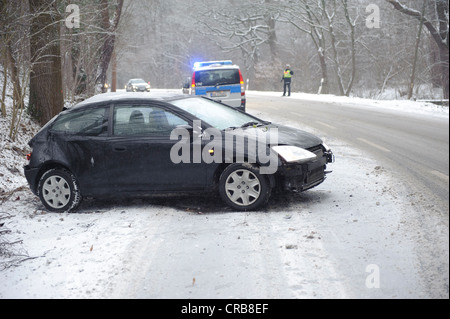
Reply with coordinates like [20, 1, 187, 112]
[125, 79, 151, 92]
[24, 92, 334, 212]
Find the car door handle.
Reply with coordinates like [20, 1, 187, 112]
[113, 146, 127, 152]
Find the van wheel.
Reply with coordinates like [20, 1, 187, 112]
[219, 164, 270, 211]
[38, 168, 82, 212]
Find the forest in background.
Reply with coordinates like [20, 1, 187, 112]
[118, 0, 448, 99]
[1, 0, 449, 134]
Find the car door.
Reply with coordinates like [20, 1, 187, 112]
[105, 102, 207, 193]
[48, 105, 110, 196]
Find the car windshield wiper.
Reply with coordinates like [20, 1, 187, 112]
[241, 121, 272, 128]
[225, 126, 239, 131]
[241, 121, 260, 128]
[225, 121, 271, 131]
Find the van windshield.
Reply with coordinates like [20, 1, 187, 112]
[194, 69, 240, 87]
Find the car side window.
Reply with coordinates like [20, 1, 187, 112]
[113, 104, 188, 137]
[51, 107, 108, 136]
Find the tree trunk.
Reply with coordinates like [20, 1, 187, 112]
[1, 47, 7, 117]
[408, 1, 426, 100]
[304, 1, 329, 94]
[28, 0, 63, 125]
[342, 0, 356, 97]
[6, 43, 24, 140]
[95, 0, 124, 92]
[265, 0, 278, 60]
[318, 51, 329, 94]
[326, 0, 345, 96]
[111, 50, 117, 92]
[439, 47, 449, 99]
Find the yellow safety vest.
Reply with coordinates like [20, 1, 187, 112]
[284, 70, 292, 78]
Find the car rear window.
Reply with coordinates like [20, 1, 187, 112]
[51, 107, 107, 136]
[194, 69, 240, 87]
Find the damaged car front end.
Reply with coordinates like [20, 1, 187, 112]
[275, 143, 334, 192]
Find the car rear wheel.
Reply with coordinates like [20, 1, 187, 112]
[38, 168, 82, 212]
[219, 164, 271, 211]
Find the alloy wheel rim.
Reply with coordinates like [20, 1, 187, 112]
[42, 176, 71, 209]
[225, 169, 261, 206]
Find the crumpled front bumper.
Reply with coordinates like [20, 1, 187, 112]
[279, 149, 334, 192]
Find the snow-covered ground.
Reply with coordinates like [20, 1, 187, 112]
[0, 90, 448, 299]
[247, 90, 449, 119]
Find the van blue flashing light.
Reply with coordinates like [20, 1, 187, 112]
[193, 60, 233, 69]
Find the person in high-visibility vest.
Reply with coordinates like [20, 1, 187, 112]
[281, 64, 294, 96]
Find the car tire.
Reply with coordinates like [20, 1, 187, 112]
[38, 168, 82, 212]
[219, 164, 271, 211]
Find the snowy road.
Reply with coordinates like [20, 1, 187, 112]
[247, 91, 449, 217]
[0, 91, 448, 299]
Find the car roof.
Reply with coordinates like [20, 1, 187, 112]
[71, 92, 189, 110]
[193, 65, 240, 72]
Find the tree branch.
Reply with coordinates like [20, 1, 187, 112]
[385, 0, 448, 50]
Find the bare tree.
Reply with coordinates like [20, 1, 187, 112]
[95, 0, 124, 93]
[340, 0, 357, 96]
[385, 0, 449, 99]
[200, 3, 276, 71]
[61, 0, 111, 100]
[116, 0, 227, 89]
[277, 0, 331, 94]
[408, 1, 426, 99]
[28, 0, 64, 125]
[0, 0, 32, 140]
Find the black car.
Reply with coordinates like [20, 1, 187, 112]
[125, 79, 151, 92]
[24, 92, 334, 212]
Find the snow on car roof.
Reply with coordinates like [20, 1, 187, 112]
[71, 91, 187, 109]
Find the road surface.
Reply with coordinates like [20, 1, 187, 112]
[246, 92, 449, 220]
[1, 91, 448, 300]
[108, 92, 449, 299]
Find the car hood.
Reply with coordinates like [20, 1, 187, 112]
[242, 124, 323, 149]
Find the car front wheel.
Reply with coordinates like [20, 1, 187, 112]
[38, 168, 82, 212]
[219, 164, 271, 211]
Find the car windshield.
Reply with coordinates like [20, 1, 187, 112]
[170, 97, 268, 130]
[131, 79, 146, 84]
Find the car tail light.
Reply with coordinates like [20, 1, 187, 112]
[26, 153, 32, 161]
[191, 72, 196, 95]
[239, 69, 245, 99]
